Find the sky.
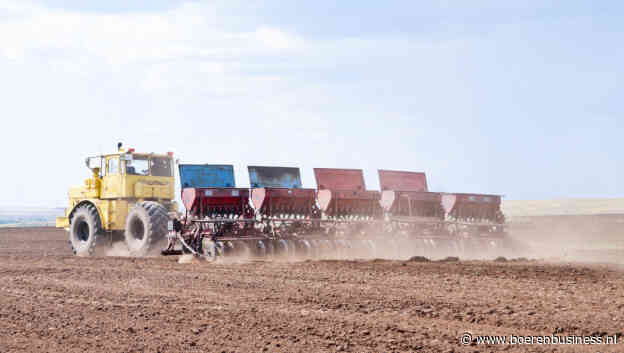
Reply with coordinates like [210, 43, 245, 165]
[0, 0, 622, 207]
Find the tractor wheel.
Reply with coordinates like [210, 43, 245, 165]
[124, 201, 168, 256]
[69, 204, 102, 256]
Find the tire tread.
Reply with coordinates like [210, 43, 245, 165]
[125, 201, 168, 255]
[69, 203, 102, 256]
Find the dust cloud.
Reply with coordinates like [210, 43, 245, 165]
[104, 241, 131, 257]
[507, 214, 624, 264]
[97, 214, 623, 264]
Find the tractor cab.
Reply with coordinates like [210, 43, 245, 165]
[77, 148, 175, 201]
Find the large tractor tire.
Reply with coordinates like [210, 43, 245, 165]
[124, 201, 168, 256]
[69, 203, 103, 256]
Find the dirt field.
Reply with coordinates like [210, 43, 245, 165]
[1, 228, 623, 352]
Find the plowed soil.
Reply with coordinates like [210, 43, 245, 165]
[1, 227, 623, 352]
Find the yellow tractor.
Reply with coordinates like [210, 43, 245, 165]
[56, 143, 177, 256]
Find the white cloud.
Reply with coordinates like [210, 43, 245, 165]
[0, 1, 364, 205]
[0, 2, 303, 66]
[0, 0, 483, 205]
[0, 1, 620, 206]
[254, 26, 301, 49]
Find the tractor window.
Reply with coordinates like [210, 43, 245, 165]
[126, 157, 149, 176]
[151, 157, 172, 177]
[107, 157, 119, 175]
